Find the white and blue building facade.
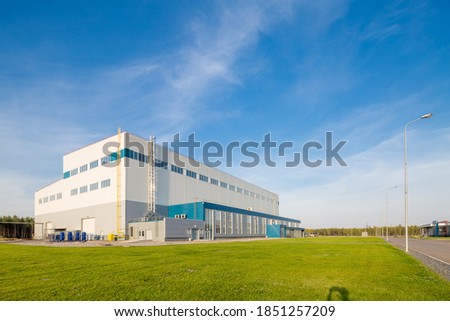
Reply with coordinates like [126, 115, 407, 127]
[35, 131, 302, 241]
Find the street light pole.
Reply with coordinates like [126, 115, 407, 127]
[404, 113, 432, 253]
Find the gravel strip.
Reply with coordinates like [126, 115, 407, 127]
[389, 241, 450, 281]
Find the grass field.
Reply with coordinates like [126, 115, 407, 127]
[1, 237, 449, 301]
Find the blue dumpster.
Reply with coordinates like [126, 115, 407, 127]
[68, 231, 73, 241]
[59, 231, 65, 242]
[81, 232, 87, 241]
[75, 231, 80, 241]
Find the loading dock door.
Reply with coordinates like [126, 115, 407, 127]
[82, 218, 95, 234]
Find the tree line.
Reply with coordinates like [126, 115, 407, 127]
[305, 225, 421, 237]
[0, 215, 35, 239]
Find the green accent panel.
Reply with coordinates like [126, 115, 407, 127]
[110, 152, 118, 161]
[168, 202, 204, 221]
[267, 224, 282, 238]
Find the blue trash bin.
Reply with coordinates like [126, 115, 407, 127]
[81, 232, 87, 241]
[75, 231, 80, 241]
[59, 231, 65, 242]
[68, 231, 73, 242]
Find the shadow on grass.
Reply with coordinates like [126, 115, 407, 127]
[327, 286, 350, 301]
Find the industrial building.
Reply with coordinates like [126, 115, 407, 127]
[35, 131, 303, 241]
[419, 220, 450, 237]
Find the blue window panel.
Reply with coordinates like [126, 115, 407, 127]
[63, 171, 70, 179]
[110, 152, 118, 161]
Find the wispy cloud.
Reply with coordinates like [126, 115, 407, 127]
[360, 0, 426, 41]
[0, 1, 297, 215]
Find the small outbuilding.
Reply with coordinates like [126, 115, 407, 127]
[419, 220, 450, 237]
[129, 218, 205, 242]
[266, 224, 305, 238]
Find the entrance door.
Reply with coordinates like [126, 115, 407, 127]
[146, 229, 153, 240]
[191, 229, 199, 240]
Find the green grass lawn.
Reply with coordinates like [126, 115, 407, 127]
[1, 237, 449, 301]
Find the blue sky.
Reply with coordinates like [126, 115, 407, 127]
[1, 0, 449, 228]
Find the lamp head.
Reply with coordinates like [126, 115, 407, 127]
[421, 113, 432, 119]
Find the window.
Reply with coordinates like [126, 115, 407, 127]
[101, 153, 118, 165]
[220, 181, 228, 189]
[90, 160, 99, 169]
[250, 192, 255, 198]
[243, 190, 250, 196]
[63, 171, 70, 179]
[210, 178, 219, 186]
[90, 182, 99, 191]
[199, 174, 209, 183]
[57, 193, 62, 200]
[236, 187, 243, 193]
[101, 179, 111, 188]
[170, 164, 183, 174]
[221, 211, 226, 234]
[80, 185, 88, 194]
[155, 159, 168, 169]
[215, 211, 221, 234]
[43, 197, 48, 203]
[70, 168, 78, 176]
[256, 194, 261, 199]
[101, 156, 110, 165]
[186, 169, 197, 179]
[50, 195, 56, 201]
[80, 164, 88, 173]
[71, 188, 78, 196]
[236, 213, 242, 234]
[229, 184, 236, 191]
[226, 212, 232, 234]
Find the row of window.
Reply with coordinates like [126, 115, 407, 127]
[38, 192, 63, 204]
[65, 159, 99, 179]
[169, 164, 276, 204]
[62, 147, 277, 204]
[70, 179, 111, 196]
[204, 209, 300, 237]
[64, 149, 169, 181]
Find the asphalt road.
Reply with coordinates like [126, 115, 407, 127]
[389, 237, 450, 264]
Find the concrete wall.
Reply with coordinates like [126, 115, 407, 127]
[129, 218, 204, 241]
[129, 220, 165, 242]
[35, 201, 120, 236]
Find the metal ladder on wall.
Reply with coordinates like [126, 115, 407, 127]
[147, 136, 159, 237]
